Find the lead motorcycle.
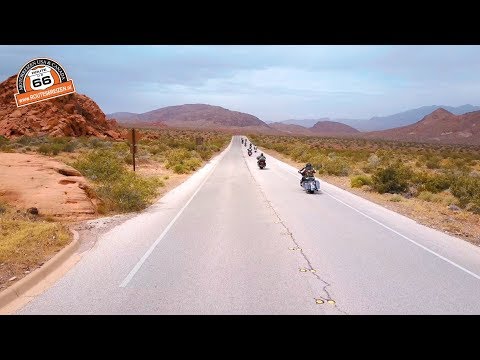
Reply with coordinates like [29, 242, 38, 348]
[300, 176, 320, 194]
[257, 158, 266, 169]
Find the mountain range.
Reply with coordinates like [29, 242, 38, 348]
[276, 104, 480, 131]
[363, 108, 480, 145]
[1, 71, 478, 146]
[108, 104, 275, 134]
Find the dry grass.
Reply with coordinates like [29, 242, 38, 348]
[0, 205, 71, 289]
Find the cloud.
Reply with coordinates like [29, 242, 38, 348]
[0, 45, 479, 121]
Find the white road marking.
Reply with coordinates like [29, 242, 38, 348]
[119, 139, 232, 288]
[257, 148, 480, 282]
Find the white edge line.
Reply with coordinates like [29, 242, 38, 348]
[119, 138, 234, 287]
[261, 147, 480, 282]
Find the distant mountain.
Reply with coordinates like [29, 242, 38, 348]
[279, 118, 329, 128]
[108, 112, 141, 123]
[364, 108, 480, 145]
[310, 121, 360, 135]
[279, 105, 480, 132]
[107, 104, 273, 132]
[353, 104, 480, 131]
[269, 122, 313, 135]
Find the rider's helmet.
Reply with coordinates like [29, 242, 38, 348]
[261, 153, 264, 156]
[306, 163, 312, 168]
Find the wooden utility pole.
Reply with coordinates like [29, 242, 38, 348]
[132, 128, 136, 172]
[127, 128, 141, 172]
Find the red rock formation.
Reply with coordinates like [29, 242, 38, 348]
[0, 75, 124, 139]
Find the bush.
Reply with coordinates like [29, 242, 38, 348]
[0, 135, 8, 146]
[37, 143, 63, 155]
[372, 164, 412, 194]
[97, 173, 163, 212]
[63, 141, 77, 153]
[323, 159, 350, 176]
[431, 192, 459, 206]
[425, 156, 441, 169]
[418, 191, 433, 202]
[389, 195, 403, 202]
[351, 175, 372, 188]
[423, 174, 452, 193]
[451, 176, 480, 208]
[72, 150, 125, 182]
[165, 148, 203, 173]
[72, 150, 164, 212]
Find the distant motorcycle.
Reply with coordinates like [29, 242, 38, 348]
[300, 176, 320, 194]
[257, 159, 266, 169]
[248, 149, 252, 156]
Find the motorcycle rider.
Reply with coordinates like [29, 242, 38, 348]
[298, 163, 316, 186]
[256, 152, 266, 163]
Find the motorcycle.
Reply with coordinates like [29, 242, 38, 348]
[257, 159, 266, 169]
[248, 149, 252, 156]
[300, 176, 320, 194]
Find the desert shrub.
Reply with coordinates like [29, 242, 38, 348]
[451, 176, 480, 208]
[124, 154, 133, 165]
[423, 174, 452, 193]
[425, 156, 441, 169]
[63, 141, 77, 153]
[15, 136, 36, 146]
[37, 143, 63, 155]
[147, 143, 169, 155]
[88, 137, 108, 149]
[372, 164, 412, 194]
[351, 175, 372, 188]
[431, 192, 459, 206]
[72, 150, 125, 182]
[72, 150, 164, 212]
[367, 153, 381, 168]
[350, 175, 372, 188]
[96, 172, 163, 212]
[323, 158, 351, 176]
[165, 148, 203, 173]
[389, 195, 403, 202]
[0, 135, 8, 146]
[418, 191, 434, 202]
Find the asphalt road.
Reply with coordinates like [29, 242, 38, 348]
[17, 136, 480, 314]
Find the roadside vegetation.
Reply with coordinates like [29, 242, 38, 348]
[0, 130, 230, 214]
[0, 203, 71, 289]
[0, 129, 229, 290]
[250, 135, 480, 215]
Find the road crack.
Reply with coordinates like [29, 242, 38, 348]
[241, 146, 348, 315]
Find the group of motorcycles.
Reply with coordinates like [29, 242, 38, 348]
[241, 137, 319, 194]
[242, 138, 265, 169]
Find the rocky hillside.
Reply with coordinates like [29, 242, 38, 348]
[108, 104, 272, 131]
[269, 122, 313, 135]
[0, 75, 122, 139]
[310, 120, 360, 135]
[364, 108, 480, 145]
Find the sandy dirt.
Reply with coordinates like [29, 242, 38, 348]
[0, 153, 97, 220]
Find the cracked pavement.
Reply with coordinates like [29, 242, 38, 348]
[16, 136, 480, 314]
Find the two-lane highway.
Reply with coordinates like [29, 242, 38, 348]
[15, 136, 480, 314]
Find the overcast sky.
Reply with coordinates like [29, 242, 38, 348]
[1, 45, 479, 122]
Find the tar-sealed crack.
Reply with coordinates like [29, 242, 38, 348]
[242, 145, 348, 315]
